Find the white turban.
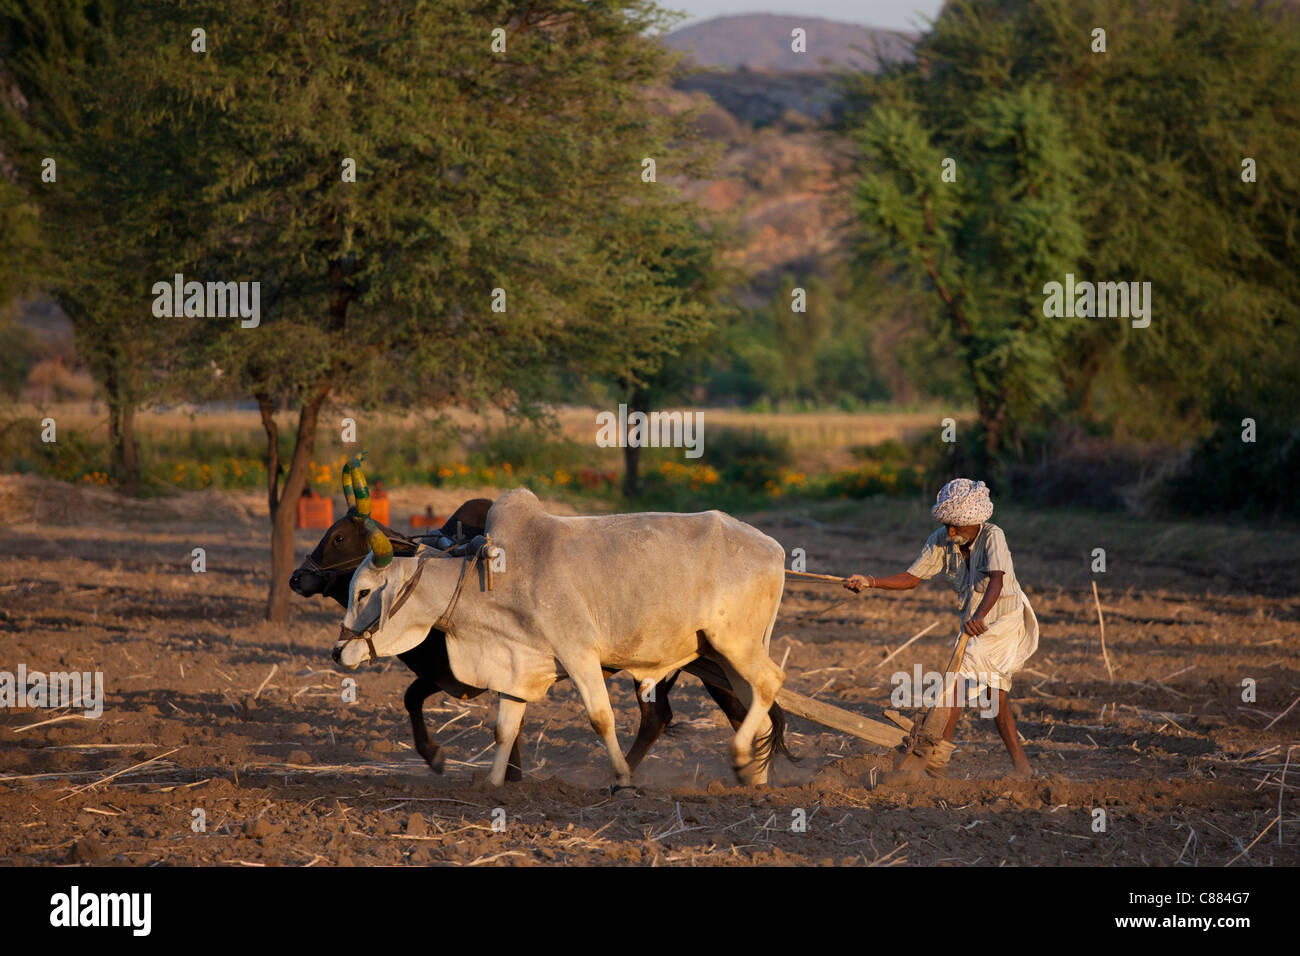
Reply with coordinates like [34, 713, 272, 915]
[931, 478, 993, 525]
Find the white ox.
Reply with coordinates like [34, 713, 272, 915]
[332, 488, 788, 787]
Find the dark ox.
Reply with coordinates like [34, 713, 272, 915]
[292, 498, 789, 782]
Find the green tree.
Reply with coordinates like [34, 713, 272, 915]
[135, 0, 723, 620]
[0, 123, 41, 400]
[0, 0, 196, 490]
[844, 0, 1300, 463]
[718, 267, 939, 410]
[598, 206, 736, 496]
[850, 83, 1085, 461]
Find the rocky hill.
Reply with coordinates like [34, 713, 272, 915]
[657, 15, 915, 282]
[674, 69, 846, 127]
[664, 13, 916, 73]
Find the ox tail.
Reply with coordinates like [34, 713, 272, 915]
[752, 700, 798, 772]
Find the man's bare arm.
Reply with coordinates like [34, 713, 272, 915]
[963, 571, 1004, 635]
[843, 572, 921, 593]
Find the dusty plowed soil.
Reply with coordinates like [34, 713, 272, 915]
[2, 476, 1297, 866]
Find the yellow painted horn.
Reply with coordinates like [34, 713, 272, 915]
[342, 461, 358, 513]
[365, 517, 394, 568]
[349, 453, 392, 568]
[350, 453, 373, 518]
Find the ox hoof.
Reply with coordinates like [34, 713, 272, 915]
[419, 747, 446, 774]
[610, 784, 642, 799]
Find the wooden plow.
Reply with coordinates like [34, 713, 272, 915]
[775, 568, 918, 746]
[682, 656, 913, 751]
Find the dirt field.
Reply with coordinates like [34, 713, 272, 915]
[1, 475, 1297, 866]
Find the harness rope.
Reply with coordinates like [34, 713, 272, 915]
[300, 552, 374, 575]
[433, 541, 486, 634]
[337, 537, 494, 663]
[302, 528, 465, 577]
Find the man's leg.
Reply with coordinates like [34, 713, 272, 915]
[993, 688, 1032, 779]
[941, 704, 961, 740]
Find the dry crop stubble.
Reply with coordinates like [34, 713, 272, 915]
[0, 481, 1296, 865]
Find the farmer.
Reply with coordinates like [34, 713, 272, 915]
[843, 478, 1039, 783]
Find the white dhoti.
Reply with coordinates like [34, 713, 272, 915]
[904, 522, 1040, 702]
[955, 595, 1039, 700]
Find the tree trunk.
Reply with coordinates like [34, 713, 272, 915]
[969, 388, 1002, 475]
[262, 386, 329, 623]
[622, 442, 641, 499]
[104, 363, 140, 494]
[258, 395, 281, 517]
[120, 404, 139, 494]
[622, 386, 648, 498]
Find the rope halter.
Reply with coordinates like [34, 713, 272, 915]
[334, 536, 495, 663]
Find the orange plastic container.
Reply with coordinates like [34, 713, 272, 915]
[410, 509, 446, 529]
[370, 493, 390, 527]
[296, 490, 334, 530]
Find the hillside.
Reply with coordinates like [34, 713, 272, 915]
[663, 13, 915, 72]
[653, 15, 912, 278]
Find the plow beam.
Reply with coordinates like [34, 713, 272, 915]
[683, 657, 908, 750]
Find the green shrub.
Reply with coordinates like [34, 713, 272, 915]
[0, 416, 110, 485]
[701, 426, 792, 492]
[851, 438, 909, 462]
[1164, 417, 1299, 518]
[824, 461, 927, 498]
[470, 425, 589, 473]
[0, 321, 40, 400]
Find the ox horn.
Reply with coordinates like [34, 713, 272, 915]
[348, 453, 393, 568]
[342, 458, 359, 513]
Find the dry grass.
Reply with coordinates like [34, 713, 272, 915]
[13, 402, 969, 455]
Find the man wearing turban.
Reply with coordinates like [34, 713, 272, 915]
[843, 478, 1039, 783]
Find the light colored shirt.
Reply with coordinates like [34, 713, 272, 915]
[906, 522, 1024, 625]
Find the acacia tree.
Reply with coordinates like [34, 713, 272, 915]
[849, 80, 1086, 464]
[0, 100, 37, 311]
[0, 0, 199, 490]
[131, 0, 723, 620]
[593, 205, 736, 496]
[846, 0, 1300, 460]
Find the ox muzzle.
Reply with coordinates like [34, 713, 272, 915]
[332, 625, 379, 668]
[290, 568, 327, 596]
[292, 550, 357, 598]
